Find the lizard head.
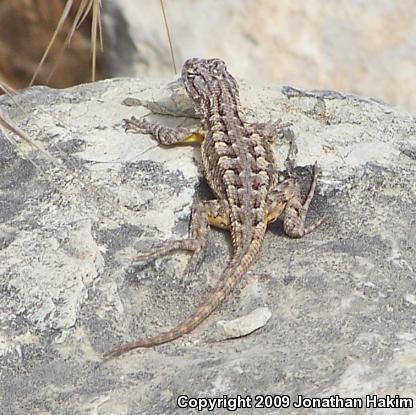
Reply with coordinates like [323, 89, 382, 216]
[181, 58, 239, 106]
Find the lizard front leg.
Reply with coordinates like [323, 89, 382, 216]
[267, 163, 323, 238]
[124, 116, 204, 145]
[132, 200, 230, 275]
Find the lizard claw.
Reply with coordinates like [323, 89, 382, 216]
[123, 116, 151, 134]
[304, 216, 325, 235]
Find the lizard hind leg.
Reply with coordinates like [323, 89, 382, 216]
[132, 200, 230, 276]
[282, 163, 324, 238]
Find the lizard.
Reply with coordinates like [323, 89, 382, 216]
[104, 58, 323, 358]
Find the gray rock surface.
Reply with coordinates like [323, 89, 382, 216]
[0, 77, 415, 414]
[103, 0, 416, 112]
[217, 307, 272, 339]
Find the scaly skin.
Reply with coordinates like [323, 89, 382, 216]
[104, 58, 322, 358]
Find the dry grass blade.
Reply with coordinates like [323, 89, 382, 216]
[1, 81, 29, 116]
[1, 80, 79, 171]
[78, 0, 94, 27]
[29, 0, 74, 86]
[45, 0, 102, 84]
[159, 0, 177, 74]
[90, 0, 103, 82]
[0, 107, 94, 199]
[0, 80, 15, 96]
[1, 76, 101, 198]
[0, 127, 48, 179]
[0, 108, 59, 165]
[0, 107, 119, 212]
[0, 108, 65, 194]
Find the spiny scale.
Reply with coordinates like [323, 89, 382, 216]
[104, 58, 322, 358]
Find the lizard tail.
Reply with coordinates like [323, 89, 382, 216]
[103, 233, 265, 358]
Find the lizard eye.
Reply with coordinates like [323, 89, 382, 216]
[185, 69, 198, 79]
[212, 59, 226, 70]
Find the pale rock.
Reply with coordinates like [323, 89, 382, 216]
[217, 307, 272, 339]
